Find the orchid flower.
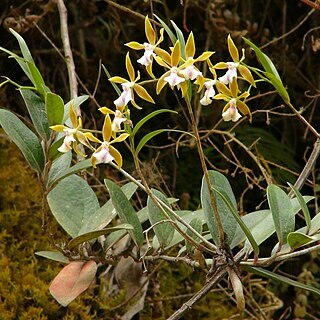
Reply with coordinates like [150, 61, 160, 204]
[222, 98, 242, 122]
[109, 53, 155, 109]
[214, 35, 255, 86]
[99, 107, 131, 135]
[125, 16, 164, 77]
[200, 80, 216, 106]
[179, 32, 213, 81]
[214, 78, 252, 122]
[50, 104, 91, 157]
[84, 114, 129, 168]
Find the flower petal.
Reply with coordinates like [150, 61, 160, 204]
[185, 32, 195, 59]
[145, 16, 156, 45]
[126, 53, 135, 82]
[171, 41, 181, 67]
[102, 114, 112, 142]
[227, 35, 239, 62]
[133, 84, 155, 103]
[125, 41, 144, 50]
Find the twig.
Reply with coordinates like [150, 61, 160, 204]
[289, 138, 320, 196]
[57, 0, 78, 99]
[260, 8, 316, 49]
[167, 267, 227, 320]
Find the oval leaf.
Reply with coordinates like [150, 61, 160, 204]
[287, 231, 314, 249]
[50, 261, 97, 306]
[105, 179, 144, 247]
[35, 251, 69, 264]
[20, 89, 50, 140]
[47, 174, 100, 237]
[46, 92, 65, 126]
[267, 184, 294, 247]
[0, 109, 45, 172]
[147, 189, 175, 248]
[201, 171, 238, 246]
[67, 224, 134, 250]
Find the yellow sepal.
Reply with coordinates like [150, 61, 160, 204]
[238, 65, 256, 87]
[99, 107, 114, 115]
[145, 16, 156, 45]
[171, 41, 181, 67]
[227, 35, 239, 62]
[50, 125, 65, 132]
[125, 52, 135, 82]
[125, 41, 144, 50]
[83, 132, 101, 143]
[133, 84, 155, 103]
[109, 145, 123, 168]
[109, 76, 127, 84]
[102, 114, 112, 142]
[185, 32, 195, 59]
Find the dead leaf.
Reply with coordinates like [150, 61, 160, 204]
[49, 260, 97, 306]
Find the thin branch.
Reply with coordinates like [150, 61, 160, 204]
[57, 0, 78, 100]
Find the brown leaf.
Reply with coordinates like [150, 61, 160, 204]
[49, 260, 97, 306]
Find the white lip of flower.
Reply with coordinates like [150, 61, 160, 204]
[137, 43, 156, 66]
[218, 62, 239, 85]
[180, 65, 202, 80]
[92, 142, 114, 164]
[114, 82, 134, 107]
[57, 129, 76, 153]
[164, 67, 186, 87]
[222, 99, 242, 122]
[112, 110, 127, 132]
[200, 80, 216, 106]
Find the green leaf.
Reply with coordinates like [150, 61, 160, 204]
[309, 213, 320, 235]
[185, 218, 203, 253]
[47, 152, 72, 187]
[242, 37, 290, 103]
[104, 179, 144, 247]
[67, 224, 134, 250]
[211, 185, 259, 258]
[201, 170, 237, 246]
[288, 183, 311, 232]
[0, 109, 45, 172]
[9, 28, 34, 63]
[267, 184, 294, 247]
[35, 251, 69, 264]
[48, 137, 64, 160]
[147, 189, 175, 248]
[154, 210, 205, 250]
[27, 61, 48, 96]
[45, 92, 65, 126]
[230, 209, 270, 249]
[153, 14, 177, 45]
[136, 129, 193, 154]
[242, 37, 280, 80]
[47, 174, 100, 237]
[241, 197, 313, 252]
[79, 182, 138, 234]
[132, 109, 177, 137]
[19, 89, 50, 140]
[264, 71, 290, 103]
[105, 207, 149, 247]
[287, 232, 314, 249]
[49, 159, 92, 186]
[170, 20, 186, 60]
[243, 266, 320, 297]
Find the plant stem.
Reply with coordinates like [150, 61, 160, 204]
[185, 99, 226, 245]
[109, 161, 216, 253]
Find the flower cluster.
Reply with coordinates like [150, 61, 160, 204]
[51, 16, 257, 167]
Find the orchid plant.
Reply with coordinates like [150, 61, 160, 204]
[1, 16, 319, 319]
